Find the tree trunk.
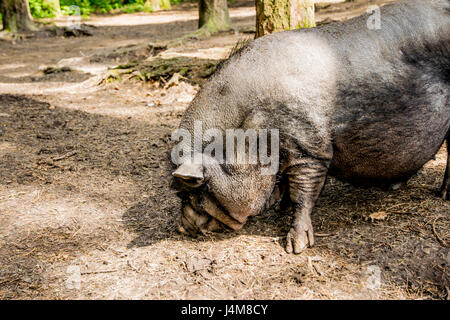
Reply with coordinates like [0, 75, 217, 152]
[43, 0, 61, 17]
[146, 0, 171, 11]
[0, 0, 36, 32]
[255, 0, 315, 38]
[199, 0, 232, 33]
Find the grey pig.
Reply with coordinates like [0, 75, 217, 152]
[171, 0, 450, 254]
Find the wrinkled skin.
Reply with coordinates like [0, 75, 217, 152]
[171, 0, 450, 254]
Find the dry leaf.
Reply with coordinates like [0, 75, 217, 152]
[368, 211, 388, 222]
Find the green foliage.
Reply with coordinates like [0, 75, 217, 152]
[60, 0, 120, 15]
[120, 1, 154, 13]
[24, 0, 231, 19]
[59, 0, 178, 16]
[29, 0, 59, 18]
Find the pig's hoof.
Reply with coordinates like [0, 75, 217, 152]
[441, 187, 449, 200]
[389, 182, 404, 191]
[285, 226, 314, 254]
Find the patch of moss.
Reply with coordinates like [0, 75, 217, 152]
[43, 66, 72, 74]
[130, 56, 221, 85]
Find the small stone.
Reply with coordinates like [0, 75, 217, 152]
[21, 277, 32, 283]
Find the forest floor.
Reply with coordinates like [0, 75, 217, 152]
[0, 0, 448, 300]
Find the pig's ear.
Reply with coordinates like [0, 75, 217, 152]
[172, 163, 204, 186]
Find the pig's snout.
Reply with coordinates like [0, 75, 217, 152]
[178, 204, 207, 236]
[178, 203, 223, 237]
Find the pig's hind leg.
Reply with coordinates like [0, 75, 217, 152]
[284, 158, 329, 254]
[440, 134, 449, 200]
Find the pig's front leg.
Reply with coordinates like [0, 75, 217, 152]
[284, 158, 329, 254]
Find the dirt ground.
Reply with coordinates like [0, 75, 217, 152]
[0, 0, 448, 300]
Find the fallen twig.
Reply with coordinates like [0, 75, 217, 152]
[0, 276, 20, 286]
[388, 211, 412, 215]
[81, 269, 117, 275]
[432, 217, 449, 247]
[52, 150, 78, 161]
[315, 233, 334, 237]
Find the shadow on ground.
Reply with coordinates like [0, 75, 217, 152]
[0, 69, 93, 84]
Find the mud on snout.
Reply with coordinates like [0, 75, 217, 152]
[178, 199, 223, 236]
[172, 177, 247, 237]
[176, 189, 244, 237]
